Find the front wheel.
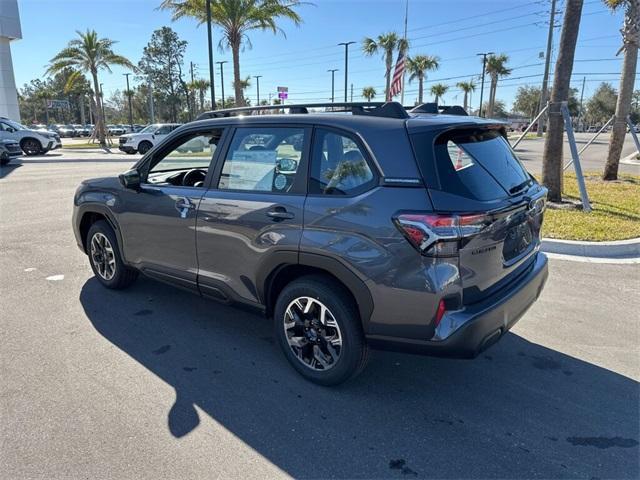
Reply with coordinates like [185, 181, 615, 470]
[274, 275, 369, 386]
[20, 139, 42, 156]
[87, 220, 138, 289]
[137, 141, 152, 155]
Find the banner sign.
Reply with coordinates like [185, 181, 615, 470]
[47, 99, 70, 109]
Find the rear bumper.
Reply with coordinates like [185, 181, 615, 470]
[366, 252, 549, 358]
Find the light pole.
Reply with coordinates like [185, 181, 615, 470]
[537, 0, 556, 136]
[254, 75, 262, 105]
[123, 73, 133, 131]
[327, 69, 338, 103]
[338, 41, 355, 102]
[476, 52, 494, 117]
[217, 61, 228, 108]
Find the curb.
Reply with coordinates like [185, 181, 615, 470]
[541, 237, 640, 258]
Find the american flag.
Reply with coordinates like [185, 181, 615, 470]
[388, 51, 406, 100]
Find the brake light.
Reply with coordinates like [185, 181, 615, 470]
[394, 212, 491, 256]
[435, 299, 447, 327]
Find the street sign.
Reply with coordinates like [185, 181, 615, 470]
[278, 92, 288, 100]
[47, 99, 70, 109]
[277, 86, 288, 93]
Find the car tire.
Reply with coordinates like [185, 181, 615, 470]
[274, 275, 369, 386]
[86, 220, 138, 290]
[20, 138, 42, 156]
[138, 141, 152, 155]
[0, 154, 10, 166]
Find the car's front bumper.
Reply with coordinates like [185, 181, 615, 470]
[366, 252, 549, 358]
[118, 145, 137, 153]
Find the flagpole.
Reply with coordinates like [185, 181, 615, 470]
[400, 0, 409, 106]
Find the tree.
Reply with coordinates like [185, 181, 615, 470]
[406, 55, 439, 104]
[585, 82, 617, 125]
[513, 85, 542, 119]
[456, 80, 476, 112]
[138, 27, 188, 122]
[362, 32, 409, 100]
[481, 100, 508, 118]
[542, 0, 584, 202]
[430, 83, 448, 104]
[47, 30, 134, 147]
[485, 54, 511, 118]
[190, 79, 210, 112]
[362, 86, 376, 102]
[159, 0, 307, 107]
[603, 0, 639, 180]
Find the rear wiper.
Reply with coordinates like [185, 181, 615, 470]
[509, 178, 532, 195]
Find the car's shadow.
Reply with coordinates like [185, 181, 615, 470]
[80, 277, 639, 479]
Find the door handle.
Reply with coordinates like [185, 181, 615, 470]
[266, 207, 294, 220]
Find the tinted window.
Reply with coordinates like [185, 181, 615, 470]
[412, 129, 531, 201]
[218, 127, 304, 193]
[310, 129, 375, 195]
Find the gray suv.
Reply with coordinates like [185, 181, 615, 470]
[72, 102, 548, 385]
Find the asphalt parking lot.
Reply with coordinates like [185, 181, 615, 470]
[1, 149, 639, 479]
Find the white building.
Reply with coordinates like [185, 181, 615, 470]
[0, 0, 21, 121]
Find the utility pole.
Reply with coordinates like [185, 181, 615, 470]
[537, 0, 557, 137]
[338, 41, 355, 102]
[350, 83, 354, 102]
[217, 61, 228, 108]
[254, 75, 262, 104]
[206, 0, 216, 109]
[476, 52, 494, 117]
[578, 75, 586, 131]
[147, 77, 155, 123]
[328, 69, 338, 103]
[189, 61, 195, 117]
[123, 73, 133, 131]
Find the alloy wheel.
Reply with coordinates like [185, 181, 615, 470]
[90, 232, 116, 281]
[283, 296, 343, 371]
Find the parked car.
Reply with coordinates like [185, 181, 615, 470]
[73, 101, 548, 385]
[72, 124, 90, 137]
[0, 138, 22, 165]
[52, 124, 76, 138]
[107, 125, 126, 136]
[0, 117, 62, 155]
[118, 123, 181, 154]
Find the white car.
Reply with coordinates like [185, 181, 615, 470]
[0, 117, 62, 156]
[118, 123, 181, 154]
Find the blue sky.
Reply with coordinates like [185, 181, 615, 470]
[12, 0, 632, 110]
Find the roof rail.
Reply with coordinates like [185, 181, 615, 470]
[410, 103, 468, 116]
[196, 101, 410, 121]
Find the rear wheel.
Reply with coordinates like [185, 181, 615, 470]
[138, 141, 152, 155]
[0, 154, 10, 166]
[274, 275, 368, 385]
[87, 220, 138, 289]
[20, 138, 42, 156]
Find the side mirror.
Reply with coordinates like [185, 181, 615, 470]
[118, 169, 141, 190]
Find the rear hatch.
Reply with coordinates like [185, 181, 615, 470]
[409, 126, 546, 304]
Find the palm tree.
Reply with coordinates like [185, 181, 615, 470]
[362, 32, 409, 100]
[406, 55, 439, 104]
[602, 0, 639, 180]
[542, 0, 584, 202]
[190, 79, 210, 112]
[430, 83, 448, 104]
[484, 54, 511, 118]
[47, 30, 135, 147]
[362, 86, 377, 102]
[160, 0, 307, 107]
[456, 80, 476, 112]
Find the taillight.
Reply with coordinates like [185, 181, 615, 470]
[394, 212, 491, 256]
[435, 299, 447, 327]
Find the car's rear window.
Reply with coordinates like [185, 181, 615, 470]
[411, 129, 532, 201]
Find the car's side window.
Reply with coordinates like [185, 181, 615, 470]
[218, 127, 305, 193]
[309, 128, 375, 195]
[144, 129, 224, 188]
[155, 126, 172, 135]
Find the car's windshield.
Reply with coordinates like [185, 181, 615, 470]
[139, 125, 157, 134]
[5, 119, 25, 131]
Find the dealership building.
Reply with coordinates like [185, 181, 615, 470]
[0, 0, 21, 121]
